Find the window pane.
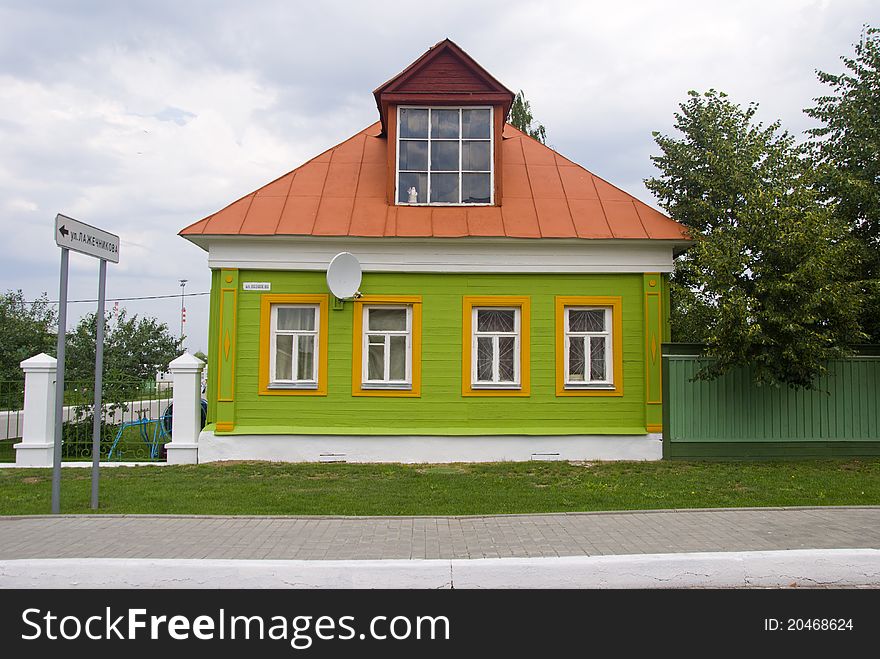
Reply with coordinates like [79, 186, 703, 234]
[431, 141, 459, 171]
[368, 308, 407, 331]
[477, 309, 515, 333]
[400, 108, 428, 138]
[498, 336, 516, 382]
[462, 173, 491, 204]
[431, 109, 459, 138]
[569, 309, 605, 333]
[462, 141, 490, 171]
[277, 307, 315, 331]
[398, 172, 427, 203]
[430, 173, 459, 203]
[275, 334, 293, 380]
[297, 335, 315, 381]
[590, 336, 606, 381]
[568, 338, 585, 382]
[368, 341, 384, 380]
[462, 109, 491, 138]
[476, 336, 493, 381]
[399, 140, 427, 170]
[389, 335, 407, 381]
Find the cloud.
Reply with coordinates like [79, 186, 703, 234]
[0, 0, 877, 354]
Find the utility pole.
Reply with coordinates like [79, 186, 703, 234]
[179, 279, 187, 344]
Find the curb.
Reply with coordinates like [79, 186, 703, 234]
[1, 549, 878, 589]
[2, 505, 879, 521]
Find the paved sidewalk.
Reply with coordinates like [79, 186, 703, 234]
[1, 506, 878, 561]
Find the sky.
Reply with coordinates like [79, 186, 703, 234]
[1, 0, 877, 358]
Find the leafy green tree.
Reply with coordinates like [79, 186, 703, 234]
[510, 90, 547, 143]
[0, 290, 57, 382]
[66, 308, 183, 387]
[646, 90, 865, 388]
[805, 25, 880, 340]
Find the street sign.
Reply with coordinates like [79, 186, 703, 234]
[51, 212, 119, 514]
[55, 213, 120, 263]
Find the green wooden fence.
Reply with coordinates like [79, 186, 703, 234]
[662, 344, 880, 459]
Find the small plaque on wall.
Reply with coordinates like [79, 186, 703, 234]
[242, 282, 271, 291]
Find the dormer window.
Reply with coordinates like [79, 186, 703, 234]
[397, 106, 493, 205]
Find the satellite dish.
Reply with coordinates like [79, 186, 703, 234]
[326, 252, 362, 299]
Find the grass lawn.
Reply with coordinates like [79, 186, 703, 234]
[1, 459, 878, 516]
[0, 439, 15, 463]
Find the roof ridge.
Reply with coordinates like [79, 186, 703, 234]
[518, 137, 541, 238]
[590, 174, 614, 238]
[236, 194, 257, 234]
[631, 200, 650, 236]
[271, 171, 296, 234]
[310, 142, 335, 235]
[342, 133, 368, 235]
[556, 157, 579, 238]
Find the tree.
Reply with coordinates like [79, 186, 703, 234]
[509, 90, 547, 144]
[66, 308, 183, 387]
[805, 25, 880, 340]
[0, 290, 57, 382]
[646, 90, 865, 388]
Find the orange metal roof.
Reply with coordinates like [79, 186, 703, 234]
[180, 123, 688, 242]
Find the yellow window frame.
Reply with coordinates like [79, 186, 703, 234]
[258, 294, 329, 396]
[462, 296, 531, 397]
[352, 295, 422, 397]
[555, 296, 623, 396]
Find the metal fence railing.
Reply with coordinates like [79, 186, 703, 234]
[0, 380, 25, 463]
[61, 380, 174, 462]
[1, 378, 175, 464]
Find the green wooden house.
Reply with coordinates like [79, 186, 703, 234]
[179, 40, 690, 462]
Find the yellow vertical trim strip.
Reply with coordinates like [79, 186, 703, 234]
[645, 290, 663, 405]
[216, 279, 238, 403]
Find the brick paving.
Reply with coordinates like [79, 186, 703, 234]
[0, 507, 877, 561]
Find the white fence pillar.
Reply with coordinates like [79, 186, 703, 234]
[15, 353, 57, 467]
[165, 353, 205, 465]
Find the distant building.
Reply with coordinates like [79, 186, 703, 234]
[155, 370, 172, 391]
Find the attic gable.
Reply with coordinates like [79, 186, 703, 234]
[374, 39, 514, 133]
[394, 50, 497, 93]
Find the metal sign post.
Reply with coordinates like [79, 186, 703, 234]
[51, 248, 69, 515]
[90, 259, 107, 510]
[52, 213, 119, 514]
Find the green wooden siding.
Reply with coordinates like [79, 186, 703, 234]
[217, 270, 649, 435]
[662, 346, 880, 459]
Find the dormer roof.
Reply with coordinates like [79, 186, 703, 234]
[373, 38, 515, 134]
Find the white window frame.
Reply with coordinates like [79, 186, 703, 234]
[361, 304, 413, 389]
[471, 306, 521, 389]
[269, 303, 319, 389]
[396, 106, 494, 206]
[564, 306, 613, 388]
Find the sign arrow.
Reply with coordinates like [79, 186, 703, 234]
[54, 213, 119, 263]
